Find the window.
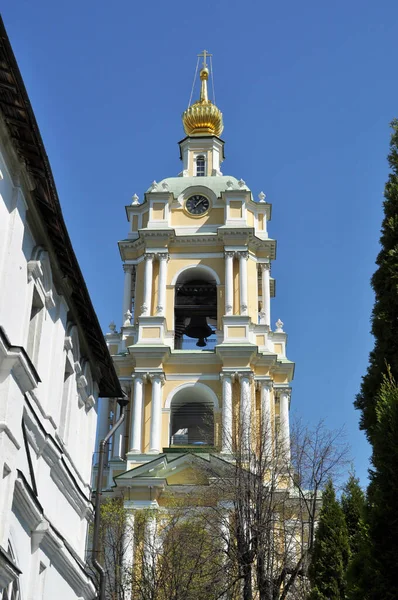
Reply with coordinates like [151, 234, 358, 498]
[170, 388, 214, 447]
[27, 287, 44, 367]
[1, 543, 20, 600]
[196, 155, 205, 177]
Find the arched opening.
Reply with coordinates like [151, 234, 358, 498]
[170, 385, 215, 447]
[174, 266, 217, 350]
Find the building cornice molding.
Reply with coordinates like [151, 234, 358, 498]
[23, 399, 93, 518]
[0, 326, 40, 394]
[13, 472, 96, 600]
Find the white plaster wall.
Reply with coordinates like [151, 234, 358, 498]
[0, 123, 99, 599]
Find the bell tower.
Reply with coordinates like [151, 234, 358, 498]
[102, 52, 294, 488]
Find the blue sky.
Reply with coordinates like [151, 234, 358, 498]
[3, 0, 398, 485]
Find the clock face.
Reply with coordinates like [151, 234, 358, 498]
[185, 194, 210, 216]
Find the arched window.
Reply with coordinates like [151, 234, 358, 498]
[170, 386, 215, 447]
[196, 155, 205, 177]
[174, 267, 217, 350]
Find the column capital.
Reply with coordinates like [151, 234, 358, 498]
[123, 263, 135, 273]
[255, 378, 273, 391]
[157, 252, 169, 262]
[224, 250, 235, 259]
[235, 370, 254, 383]
[220, 372, 233, 382]
[148, 372, 165, 385]
[259, 262, 271, 273]
[132, 372, 146, 383]
[274, 386, 291, 401]
[144, 252, 155, 261]
[237, 250, 249, 260]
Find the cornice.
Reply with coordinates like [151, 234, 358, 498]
[23, 400, 93, 519]
[14, 472, 96, 600]
[0, 326, 40, 394]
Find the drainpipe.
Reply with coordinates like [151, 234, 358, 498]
[92, 395, 129, 600]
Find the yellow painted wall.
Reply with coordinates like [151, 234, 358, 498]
[142, 327, 161, 339]
[247, 257, 258, 323]
[170, 245, 222, 254]
[153, 203, 165, 219]
[170, 208, 224, 227]
[142, 211, 149, 228]
[217, 285, 224, 329]
[165, 363, 221, 374]
[135, 261, 145, 321]
[151, 260, 159, 316]
[233, 258, 239, 314]
[256, 335, 265, 347]
[132, 215, 138, 231]
[258, 214, 264, 231]
[161, 411, 170, 449]
[230, 201, 242, 218]
[274, 343, 283, 354]
[162, 379, 221, 409]
[247, 210, 254, 227]
[228, 326, 246, 338]
[167, 257, 224, 286]
[143, 382, 152, 452]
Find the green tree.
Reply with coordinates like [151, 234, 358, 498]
[365, 373, 398, 600]
[308, 480, 350, 600]
[353, 120, 398, 600]
[340, 474, 371, 600]
[341, 473, 366, 557]
[355, 119, 398, 441]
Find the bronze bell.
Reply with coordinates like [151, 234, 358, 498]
[184, 316, 214, 347]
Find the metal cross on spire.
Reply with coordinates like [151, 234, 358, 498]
[198, 49, 212, 68]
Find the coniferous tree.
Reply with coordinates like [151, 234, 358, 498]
[341, 473, 366, 557]
[340, 474, 370, 600]
[308, 480, 350, 600]
[355, 119, 398, 441]
[365, 373, 398, 600]
[353, 120, 398, 599]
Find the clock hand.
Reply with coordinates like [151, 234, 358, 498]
[195, 199, 205, 207]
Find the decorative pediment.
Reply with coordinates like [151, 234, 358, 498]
[115, 452, 232, 487]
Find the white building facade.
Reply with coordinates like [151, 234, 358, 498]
[0, 18, 121, 600]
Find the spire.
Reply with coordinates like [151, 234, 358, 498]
[182, 50, 224, 138]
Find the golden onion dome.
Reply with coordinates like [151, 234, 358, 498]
[182, 66, 224, 137]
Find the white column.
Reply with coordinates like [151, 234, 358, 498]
[149, 374, 164, 453]
[238, 251, 248, 315]
[122, 265, 133, 325]
[221, 373, 233, 453]
[95, 397, 109, 456]
[260, 380, 273, 459]
[122, 510, 135, 594]
[141, 253, 154, 316]
[260, 263, 271, 327]
[224, 251, 234, 315]
[144, 511, 158, 570]
[278, 388, 291, 464]
[112, 384, 130, 459]
[156, 253, 168, 316]
[130, 375, 145, 453]
[239, 373, 252, 452]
